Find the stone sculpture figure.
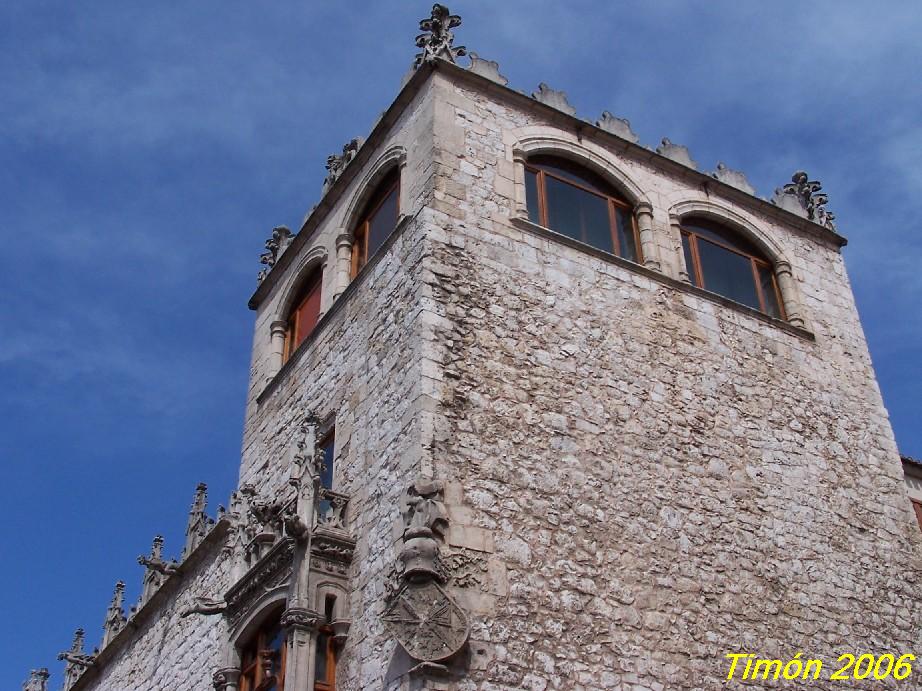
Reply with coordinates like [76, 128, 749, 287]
[414, 4, 466, 67]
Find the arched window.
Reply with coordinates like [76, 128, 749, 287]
[284, 270, 323, 361]
[351, 169, 400, 276]
[524, 155, 640, 262]
[239, 612, 286, 691]
[680, 217, 784, 318]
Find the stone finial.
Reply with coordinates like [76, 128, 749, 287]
[711, 162, 756, 196]
[101, 581, 127, 648]
[414, 4, 465, 68]
[531, 83, 577, 116]
[138, 535, 179, 606]
[257, 226, 294, 284]
[22, 669, 49, 691]
[467, 52, 508, 86]
[184, 482, 214, 559]
[771, 170, 836, 230]
[656, 138, 697, 170]
[58, 629, 95, 690]
[321, 137, 365, 197]
[596, 111, 639, 143]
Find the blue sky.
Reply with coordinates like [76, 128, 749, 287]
[2, 1, 920, 685]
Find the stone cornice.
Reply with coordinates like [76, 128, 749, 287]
[433, 59, 847, 250]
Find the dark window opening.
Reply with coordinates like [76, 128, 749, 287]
[284, 271, 323, 362]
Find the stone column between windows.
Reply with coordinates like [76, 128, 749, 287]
[669, 213, 691, 283]
[512, 151, 528, 218]
[774, 260, 805, 327]
[334, 232, 352, 300]
[269, 320, 288, 378]
[635, 202, 661, 271]
[281, 607, 321, 690]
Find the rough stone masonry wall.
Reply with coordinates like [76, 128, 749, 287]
[420, 72, 922, 690]
[73, 537, 232, 691]
[238, 80, 441, 689]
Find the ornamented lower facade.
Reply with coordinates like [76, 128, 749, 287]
[27, 5, 922, 691]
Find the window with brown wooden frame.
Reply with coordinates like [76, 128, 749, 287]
[239, 613, 287, 691]
[911, 499, 922, 531]
[313, 595, 338, 691]
[680, 217, 785, 318]
[351, 169, 400, 277]
[524, 155, 641, 262]
[283, 270, 323, 363]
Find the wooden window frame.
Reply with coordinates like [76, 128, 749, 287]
[239, 620, 287, 691]
[524, 162, 642, 262]
[680, 226, 786, 319]
[313, 624, 337, 691]
[351, 174, 400, 278]
[283, 271, 323, 363]
[911, 499, 922, 531]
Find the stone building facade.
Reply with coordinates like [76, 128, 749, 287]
[27, 6, 922, 691]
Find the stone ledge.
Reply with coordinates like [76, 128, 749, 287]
[509, 216, 816, 342]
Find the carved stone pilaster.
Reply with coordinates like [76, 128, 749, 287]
[414, 4, 466, 67]
[22, 669, 49, 691]
[101, 581, 127, 648]
[634, 201, 660, 271]
[531, 83, 577, 116]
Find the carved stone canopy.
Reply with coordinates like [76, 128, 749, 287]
[414, 4, 466, 67]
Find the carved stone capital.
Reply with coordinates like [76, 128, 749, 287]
[634, 201, 654, 217]
[269, 320, 288, 338]
[212, 667, 240, 691]
[280, 607, 321, 632]
[774, 260, 793, 277]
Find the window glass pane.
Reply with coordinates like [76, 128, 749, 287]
[545, 175, 613, 253]
[697, 238, 760, 310]
[615, 207, 637, 262]
[529, 155, 609, 193]
[682, 234, 698, 287]
[682, 217, 763, 256]
[367, 185, 398, 260]
[758, 264, 782, 318]
[314, 633, 330, 681]
[320, 433, 335, 490]
[525, 168, 540, 224]
[293, 278, 322, 348]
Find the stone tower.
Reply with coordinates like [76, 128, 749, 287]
[33, 6, 922, 691]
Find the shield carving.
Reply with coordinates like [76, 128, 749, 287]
[381, 580, 469, 662]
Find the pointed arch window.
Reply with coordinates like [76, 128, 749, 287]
[284, 270, 323, 362]
[680, 217, 784, 318]
[351, 169, 400, 276]
[524, 155, 641, 262]
[239, 614, 286, 691]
